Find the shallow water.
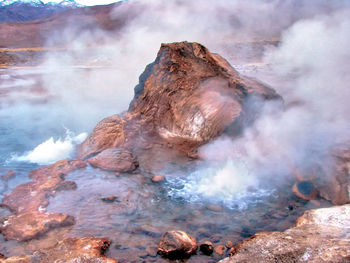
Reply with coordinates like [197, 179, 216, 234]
[0, 66, 332, 262]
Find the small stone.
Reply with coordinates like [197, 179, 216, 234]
[151, 175, 165, 183]
[200, 241, 213, 255]
[101, 196, 119, 203]
[115, 172, 120, 176]
[225, 241, 233, 248]
[214, 245, 226, 256]
[158, 230, 198, 258]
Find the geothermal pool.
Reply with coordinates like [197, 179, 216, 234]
[0, 67, 331, 262]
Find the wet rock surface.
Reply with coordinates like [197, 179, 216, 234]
[88, 147, 138, 172]
[1, 236, 118, 263]
[158, 230, 198, 258]
[200, 241, 214, 255]
[0, 211, 74, 242]
[220, 204, 350, 263]
[0, 160, 86, 242]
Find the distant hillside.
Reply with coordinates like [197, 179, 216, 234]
[0, 0, 81, 23]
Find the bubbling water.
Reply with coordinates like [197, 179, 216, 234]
[11, 130, 87, 165]
[167, 159, 275, 210]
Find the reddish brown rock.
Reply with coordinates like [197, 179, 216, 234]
[1, 160, 85, 214]
[200, 241, 214, 255]
[225, 241, 233, 248]
[0, 236, 118, 262]
[0, 211, 74, 242]
[87, 147, 138, 172]
[78, 115, 126, 159]
[214, 245, 226, 256]
[158, 230, 198, 258]
[79, 41, 281, 169]
[0, 160, 86, 242]
[219, 205, 350, 263]
[151, 175, 165, 182]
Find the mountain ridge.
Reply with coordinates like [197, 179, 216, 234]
[0, 0, 82, 23]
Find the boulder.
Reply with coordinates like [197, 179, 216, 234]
[87, 147, 138, 172]
[200, 241, 214, 255]
[0, 236, 118, 262]
[158, 230, 198, 258]
[79, 41, 281, 167]
[219, 204, 350, 263]
[78, 115, 126, 159]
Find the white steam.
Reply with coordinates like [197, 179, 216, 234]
[13, 0, 349, 204]
[36, 0, 350, 134]
[194, 9, 350, 199]
[13, 130, 87, 165]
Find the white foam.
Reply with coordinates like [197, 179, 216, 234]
[13, 130, 87, 165]
[168, 159, 274, 210]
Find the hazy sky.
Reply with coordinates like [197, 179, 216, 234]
[42, 0, 118, 5]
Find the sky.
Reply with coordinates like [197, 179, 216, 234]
[42, 0, 118, 5]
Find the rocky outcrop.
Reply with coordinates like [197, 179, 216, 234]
[78, 41, 281, 169]
[0, 211, 74, 242]
[158, 230, 198, 258]
[0, 236, 118, 262]
[220, 204, 350, 263]
[0, 160, 86, 241]
[79, 115, 126, 159]
[88, 147, 138, 172]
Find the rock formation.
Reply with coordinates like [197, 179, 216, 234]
[220, 204, 350, 263]
[158, 230, 198, 258]
[88, 147, 138, 172]
[0, 160, 86, 241]
[78, 41, 281, 171]
[0, 236, 117, 262]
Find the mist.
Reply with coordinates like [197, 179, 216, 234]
[189, 8, 350, 203]
[8, 0, 350, 174]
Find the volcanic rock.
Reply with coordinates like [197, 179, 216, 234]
[151, 175, 165, 182]
[214, 244, 226, 256]
[0, 160, 86, 241]
[225, 241, 233, 248]
[219, 204, 350, 263]
[78, 41, 281, 169]
[0, 236, 118, 262]
[158, 230, 198, 258]
[79, 115, 126, 159]
[0, 211, 75, 241]
[200, 241, 214, 255]
[87, 147, 138, 172]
